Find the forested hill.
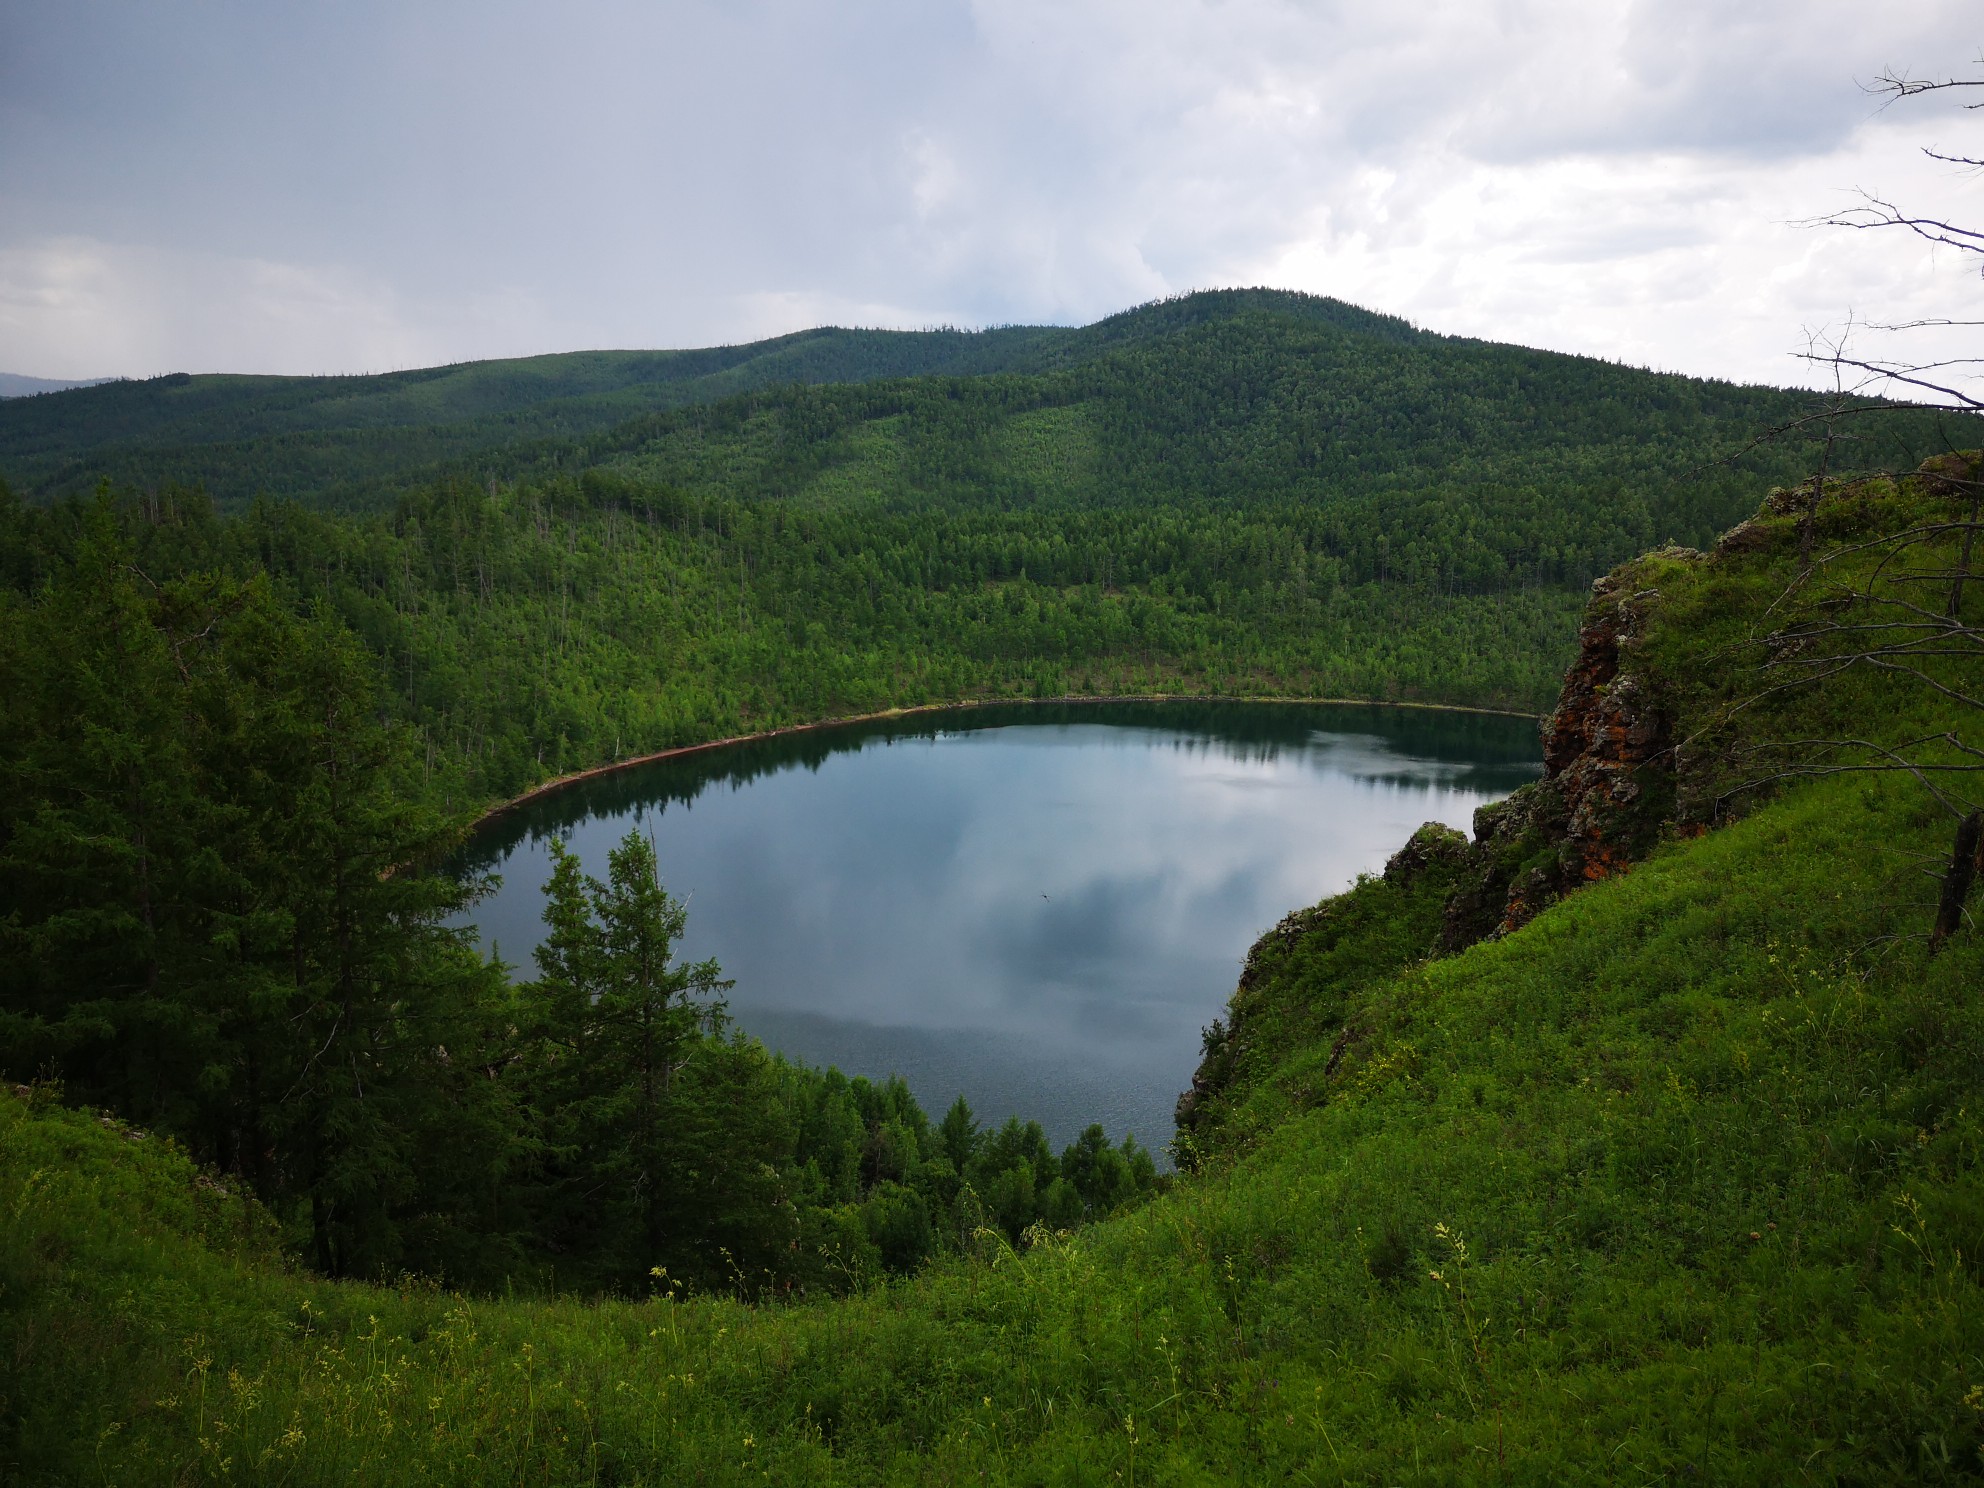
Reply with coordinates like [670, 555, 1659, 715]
[0, 287, 1917, 516]
[0, 326, 1055, 509]
[0, 290, 1416, 508]
[3, 289, 1973, 807]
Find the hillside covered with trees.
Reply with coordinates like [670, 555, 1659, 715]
[3, 290, 1924, 520]
[4, 292, 1970, 810]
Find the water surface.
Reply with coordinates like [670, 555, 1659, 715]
[456, 702, 1540, 1153]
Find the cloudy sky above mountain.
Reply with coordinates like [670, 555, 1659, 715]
[1, 1, 1978, 385]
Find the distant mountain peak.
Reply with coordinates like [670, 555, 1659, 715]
[0, 373, 118, 399]
[1083, 287, 1427, 347]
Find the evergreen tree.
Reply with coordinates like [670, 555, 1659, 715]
[0, 512, 522, 1280]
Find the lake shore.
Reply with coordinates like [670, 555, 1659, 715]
[466, 691, 1545, 835]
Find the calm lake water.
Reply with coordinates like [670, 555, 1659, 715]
[455, 701, 1540, 1156]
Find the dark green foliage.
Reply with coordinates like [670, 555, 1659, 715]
[1, 469, 1584, 814]
[0, 325, 1072, 509]
[1059, 1123, 1158, 1219]
[937, 1093, 981, 1172]
[513, 833, 743, 1289]
[0, 503, 520, 1279]
[1364, 1222, 1414, 1289]
[2, 287, 1891, 516]
[861, 1183, 936, 1274]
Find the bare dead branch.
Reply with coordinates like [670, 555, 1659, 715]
[1867, 65, 1984, 108]
[1798, 357, 1983, 413]
[1794, 193, 1984, 249]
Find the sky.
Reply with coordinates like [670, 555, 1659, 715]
[1, 1, 1979, 388]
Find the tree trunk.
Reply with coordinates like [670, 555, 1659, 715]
[1948, 487, 1981, 618]
[313, 1189, 337, 1276]
[1930, 809, 1984, 952]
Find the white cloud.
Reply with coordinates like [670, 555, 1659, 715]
[0, 0, 1977, 383]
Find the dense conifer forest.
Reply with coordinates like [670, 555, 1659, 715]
[0, 290, 1825, 511]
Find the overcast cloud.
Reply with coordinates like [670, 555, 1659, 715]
[1, 1, 1978, 385]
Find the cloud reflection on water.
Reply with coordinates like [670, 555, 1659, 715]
[457, 703, 1539, 1150]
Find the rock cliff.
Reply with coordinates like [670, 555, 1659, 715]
[1444, 563, 1682, 947]
[1175, 563, 1686, 1154]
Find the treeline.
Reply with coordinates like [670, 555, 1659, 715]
[311, 473, 1581, 803]
[0, 514, 1158, 1293]
[3, 476, 1584, 809]
[9, 290, 1969, 813]
[10, 289, 1953, 523]
[0, 292, 1419, 509]
[507, 307, 1902, 560]
[0, 324, 1068, 509]
[525, 833, 1156, 1292]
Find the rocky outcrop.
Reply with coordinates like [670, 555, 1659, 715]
[1180, 451, 1984, 1161]
[1436, 566, 1683, 948]
[1382, 821, 1471, 888]
[1175, 564, 1688, 1158]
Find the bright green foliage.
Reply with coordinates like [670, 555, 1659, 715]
[1176, 832, 1478, 1163]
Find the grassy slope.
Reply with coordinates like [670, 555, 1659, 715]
[5, 470, 1982, 1483]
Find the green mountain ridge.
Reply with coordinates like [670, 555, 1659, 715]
[0, 288, 1864, 514]
[4, 456, 1980, 1481]
[1, 290, 1396, 505]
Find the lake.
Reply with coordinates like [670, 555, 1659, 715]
[455, 701, 1541, 1157]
